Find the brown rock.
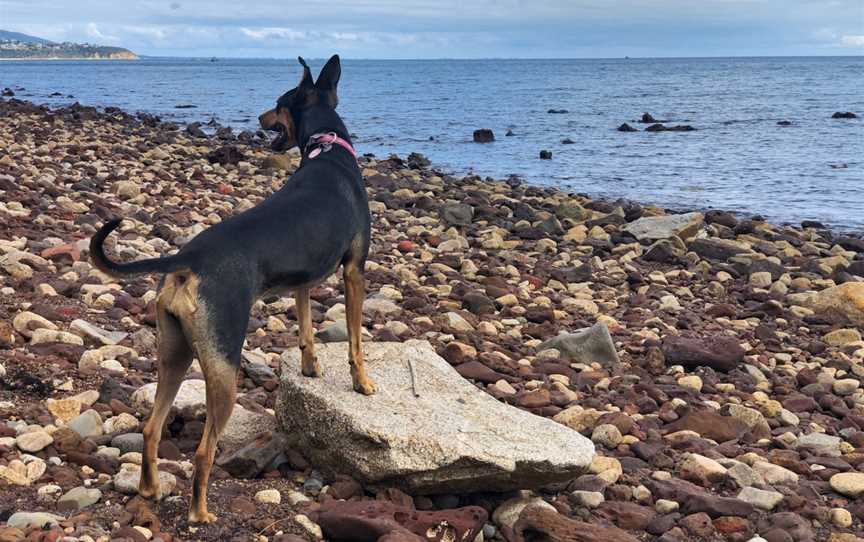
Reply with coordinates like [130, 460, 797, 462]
[664, 410, 749, 443]
[596, 502, 656, 530]
[512, 504, 640, 542]
[662, 335, 744, 372]
[314, 500, 486, 542]
[680, 512, 714, 538]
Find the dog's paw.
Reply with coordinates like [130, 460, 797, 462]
[301, 359, 323, 378]
[138, 483, 162, 500]
[353, 378, 377, 395]
[188, 510, 218, 524]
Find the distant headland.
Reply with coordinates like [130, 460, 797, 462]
[0, 29, 138, 60]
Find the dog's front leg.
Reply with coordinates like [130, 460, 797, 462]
[296, 287, 322, 377]
[344, 261, 376, 395]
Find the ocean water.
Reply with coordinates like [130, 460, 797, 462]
[2, 57, 863, 230]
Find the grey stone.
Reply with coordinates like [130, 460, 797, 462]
[439, 203, 474, 226]
[220, 404, 278, 451]
[736, 487, 783, 511]
[57, 486, 101, 511]
[727, 462, 763, 488]
[795, 432, 842, 457]
[244, 361, 277, 386]
[538, 322, 619, 366]
[68, 409, 103, 438]
[132, 379, 207, 419]
[316, 320, 349, 342]
[216, 431, 288, 478]
[113, 464, 177, 496]
[70, 319, 128, 346]
[277, 340, 595, 494]
[111, 433, 145, 454]
[623, 212, 704, 241]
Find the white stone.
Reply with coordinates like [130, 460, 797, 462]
[255, 489, 282, 504]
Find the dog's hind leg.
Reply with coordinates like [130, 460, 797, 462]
[296, 287, 322, 377]
[186, 293, 246, 525]
[344, 260, 376, 395]
[188, 350, 237, 524]
[140, 299, 193, 499]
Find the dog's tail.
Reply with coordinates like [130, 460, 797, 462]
[90, 219, 192, 277]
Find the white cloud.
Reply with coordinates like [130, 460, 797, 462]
[122, 25, 169, 41]
[840, 35, 864, 47]
[85, 22, 120, 43]
[241, 27, 308, 41]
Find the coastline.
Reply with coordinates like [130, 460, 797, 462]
[0, 56, 139, 61]
[0, 98, 863, 540]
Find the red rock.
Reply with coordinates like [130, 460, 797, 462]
[517, 389, 552, 409]
[713, 516, 750, 534]
[454, 361, 514, 384]
[41, 242, 81, 262]
[229, 496, 257, 515]
[597, 502, 656, 530]
[397, 240, 414, 253]
[680, 512, 714, 538]
[664, 410, 749, 443]
[329, 476, 363, 500]
[218, 183, 234, 194]
[661, 335, 744, 372]
[442, 342, 477, 365]
[313, 500, 486, 542]
[513, 505, 640, 542]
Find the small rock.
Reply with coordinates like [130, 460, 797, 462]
[255, 489, 282, 504]
[473, 129, 494, 143]
[830, 472, 864, 498]
[591, 424, 623, 449]
[57, 486, 102, 511]
[6, 512, 63, 530]
[680, 454, 727, 485]
[736, 487, 783, 511]
[16, 431, 54, 452]
[113, 464, 177, 496]
[68, 409, 104, 438]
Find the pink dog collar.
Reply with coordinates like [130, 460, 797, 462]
[306, 132, 357, 160]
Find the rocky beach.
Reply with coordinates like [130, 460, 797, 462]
[1, 97, 863, 542]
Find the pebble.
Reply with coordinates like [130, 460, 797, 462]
[57, 486, 102, 511]
[15, 430, 53, 452]
[655, 499, 679, 514]
[571, 490, 604, 508]
[255, 489, 282, 504]
[68, 409, 104, 438]
[591, 424, 623, 448]
[830, 472, 864, 498]
[736, 487, 783, 510]
[113, 464, 177, 496]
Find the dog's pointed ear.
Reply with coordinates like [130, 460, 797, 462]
[316, 54, 341, 90]
[316, 54, 341, 107]
[297, 56, 314, 89]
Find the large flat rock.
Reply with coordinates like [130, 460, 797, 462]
[277, 340, 594, 494]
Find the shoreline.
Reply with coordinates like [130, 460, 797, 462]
[1, 98, 863, 541]
[2, 95, 861, 238]
[0, 56, 139, 61]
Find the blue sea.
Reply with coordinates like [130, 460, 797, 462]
[2, 56, 862, 230]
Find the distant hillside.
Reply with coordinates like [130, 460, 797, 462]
[0, 29, 54, 45]
[0, 29, 138, 60]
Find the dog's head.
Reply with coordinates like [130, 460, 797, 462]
[259, 54, 341, 152]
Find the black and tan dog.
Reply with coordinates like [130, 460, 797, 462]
[89, 55, 374, 523]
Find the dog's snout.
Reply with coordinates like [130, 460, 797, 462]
[259, 109, 276, 130]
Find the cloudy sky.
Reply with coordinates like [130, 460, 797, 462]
[1, 0, 863, 58]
